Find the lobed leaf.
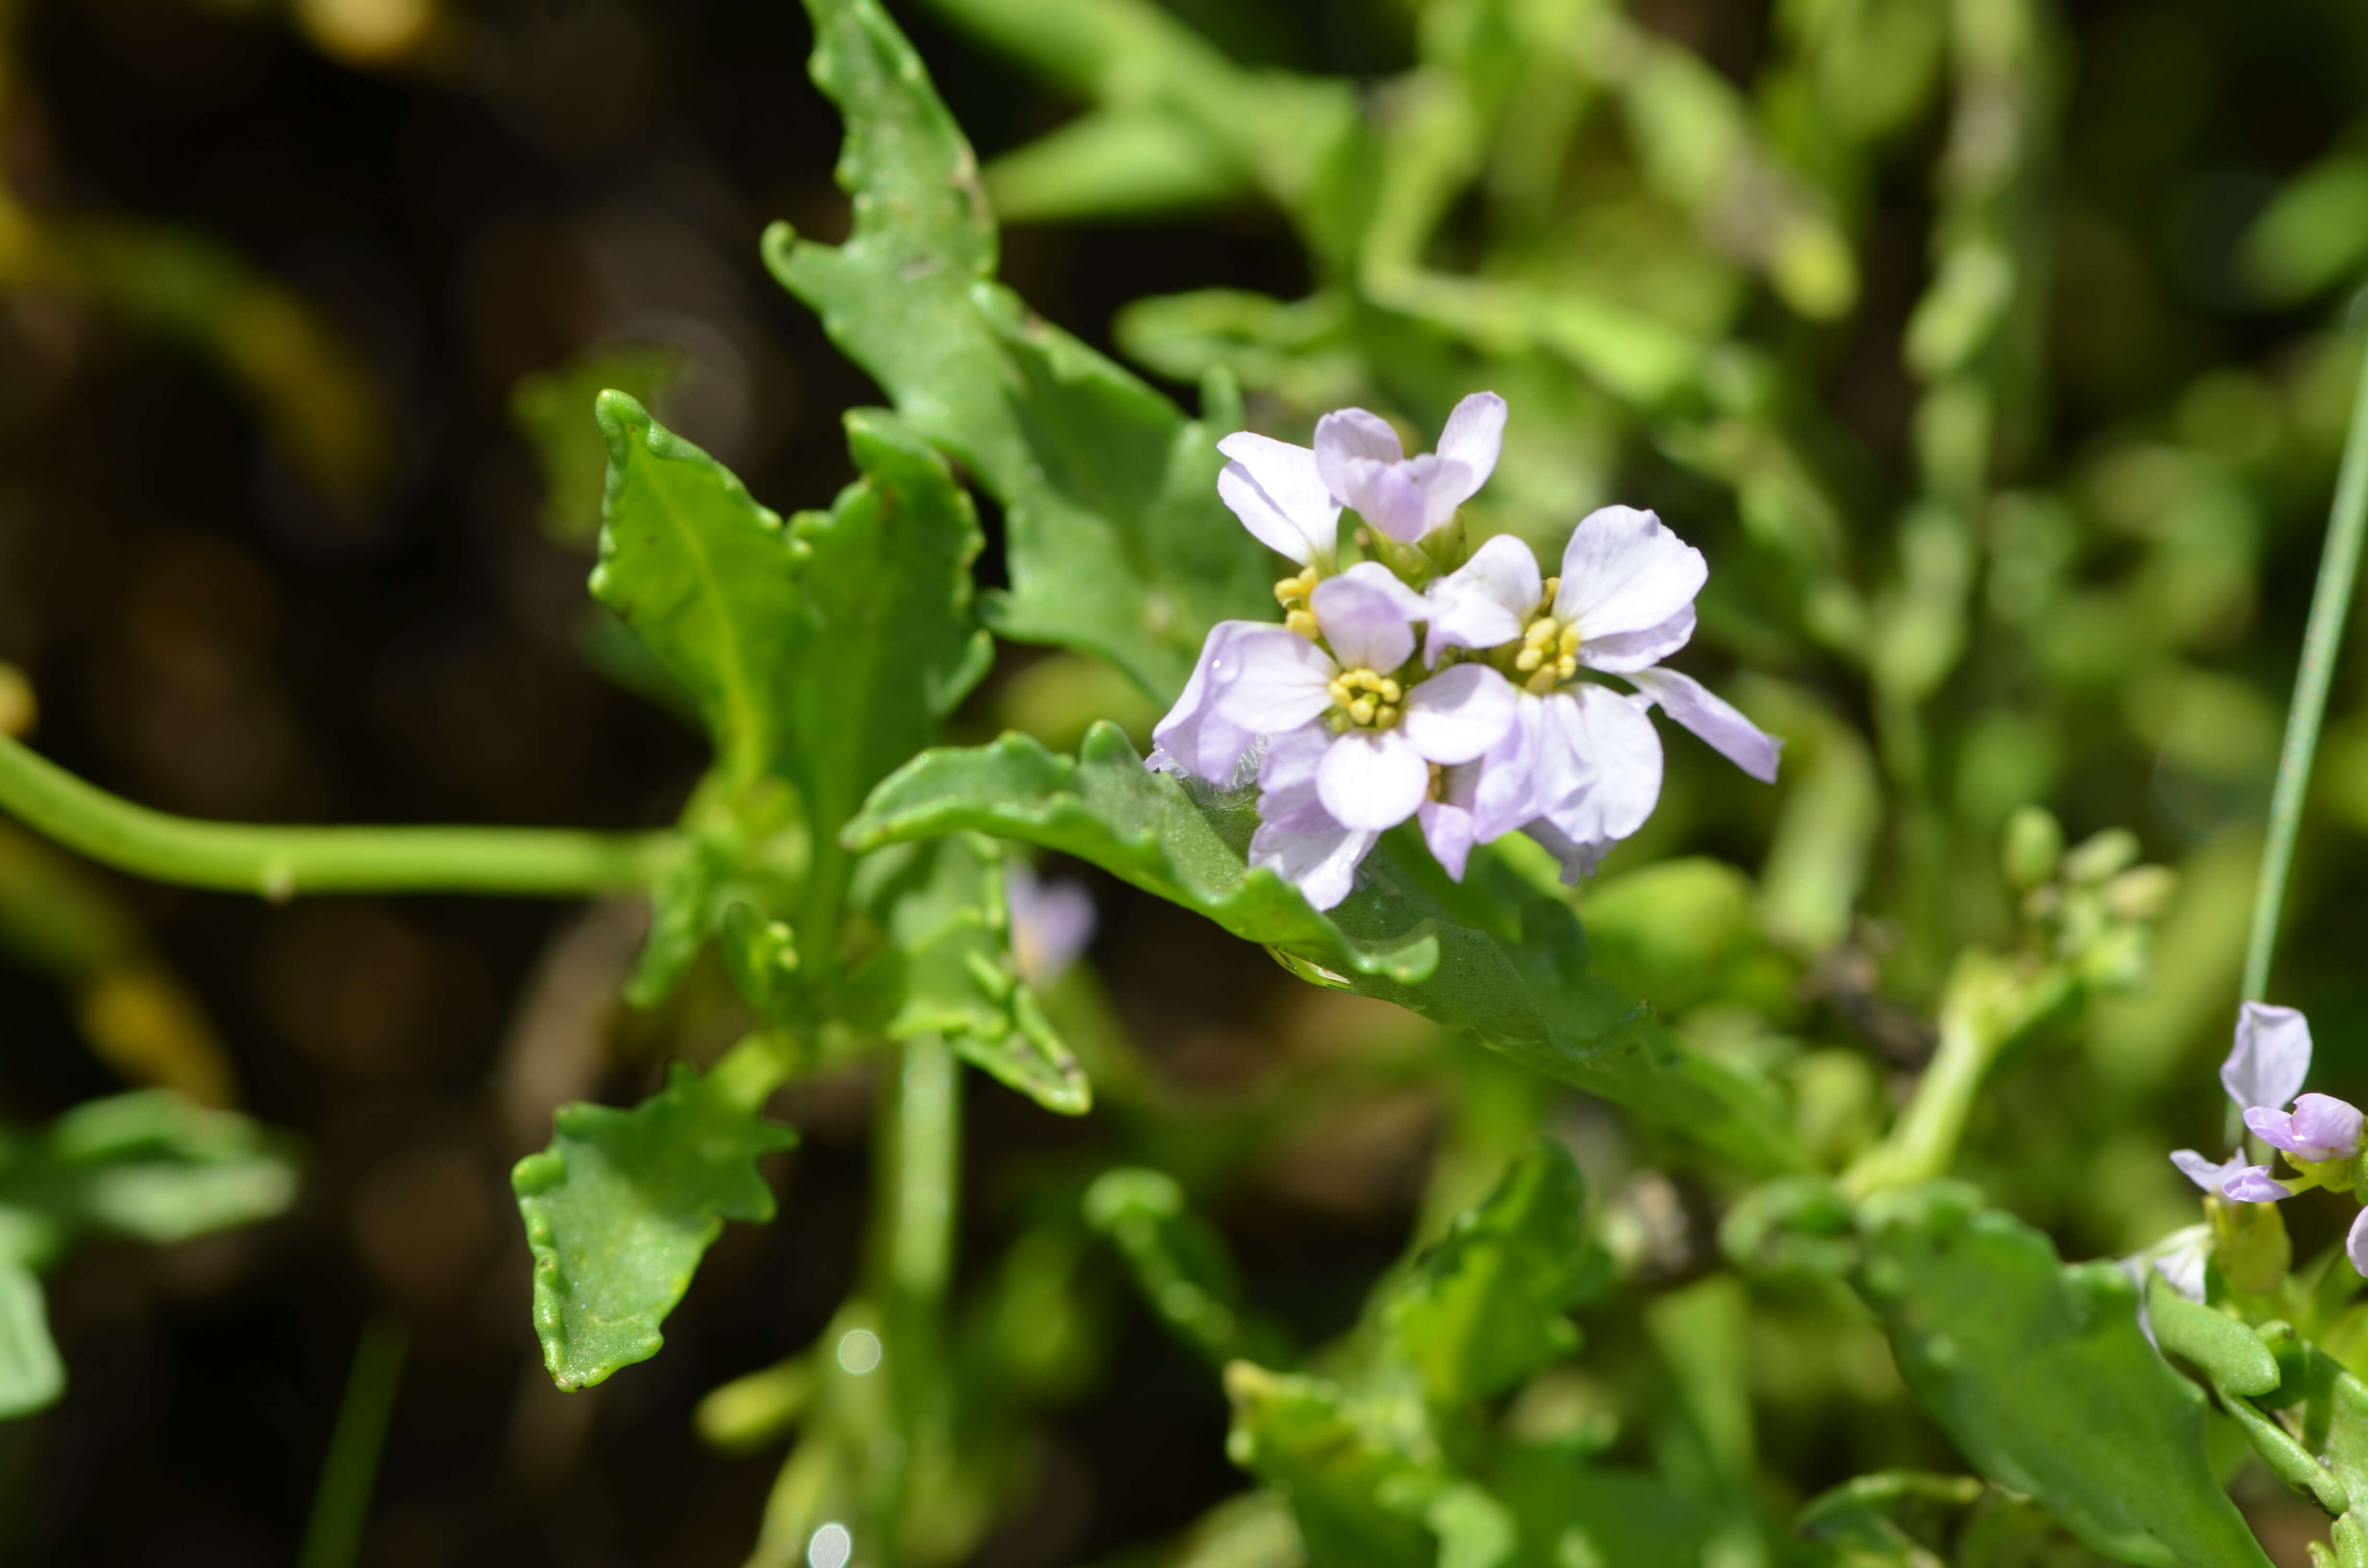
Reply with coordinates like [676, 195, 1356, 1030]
[512, 343, 685, 544]
[513, 1063, 797, 1389]
[768, 0, 1273, 704]
[1851, 1183, 2274, 1568]
[847, 836, 1088, 1115]
[1222, 1362, 1440, 1568]
[848, 725, 1807, 1174]
[1377, 1140, 1605, 1406]
[1083, 1166, 1282, 1367]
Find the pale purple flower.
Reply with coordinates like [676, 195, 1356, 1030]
[2247, 1093, 2365, 1164]
[1247, 726, 1377, 911]
[1148, 620, 1266, 785]
[1217, 433, 1342, 568]
[2350, 1207, 2368, 1280]
[2221, 1002, 2312, 1115]
[2171, 1147, 2289, 1203]
[1313, 394, 1507, 544]
[1419, 509, 1778, 863]
[1006, 861, 1097, 990]
[1215, 564, 1516, 834]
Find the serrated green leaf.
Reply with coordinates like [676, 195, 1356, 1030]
[0, 1090, 298, 1268]
[592, 392, 801, 793]
[767, 0, 1272, 703]
[1223, 1362, 1440, 1568]
[512, 1062, 797, 1389]
[848, 725, 1807, 1173]
[1851, 1184, 2274, 1568]
[1378, 1140, 1602, 1406]
[0, 1261, 60, 1421]
[512, 343, 686, 544]
[847, 836, 1088, 1115]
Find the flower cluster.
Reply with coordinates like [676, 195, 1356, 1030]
[2168, 1002, 2368, 1280]
[1150, 393, 1781, 910]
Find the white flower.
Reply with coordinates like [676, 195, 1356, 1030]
[1217, 433, 1342, 569]
[1420, 509, 1779, 861]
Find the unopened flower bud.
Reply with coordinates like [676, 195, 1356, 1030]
[2062, 827, 2140, 885]
[2103, 865, 2177, 923]
[2000, 806, 2062, 891]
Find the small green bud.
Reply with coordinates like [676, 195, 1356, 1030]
[2001, 806, 2063, 891]
[2103, 865, 2179, 923]
[2062, 827, 2141, 885]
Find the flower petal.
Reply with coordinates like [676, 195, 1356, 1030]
[1577, 604, 1696, 673]
[1434, 392, 1507, 492]
[1625, 666, 1782, 783]
[1418, 797, 1477, 881]
[2170, 1148, 2243, 1191]
[1468, 699, 1545, 842]
[1423, 533, 1541, 663]
[2222, 1165, 2292, 1203]
[1553, 506, 1707, 642]
[2222, 1002, 2311, 1114]
[2349, 1206, 2368, 1281]
[1005, 861, 1097, 991]
[1249, 817, 1377, 911]
[1217, 433, 1340, 565]
[1314, 408, 1403, 501]
[1402, 663, 1517, 765]
[2152, 1229, 2211, 1303]
[1344, 460, 1431, 542]
[1212, 626, 1336, 733]
[1311, 563, 1425, 672]
[2291, 1093, 2365, 1161]
[1538, 685, 1664, 844]
[1317, 728, 1430, 830]
[1149, 619, 1265, 783]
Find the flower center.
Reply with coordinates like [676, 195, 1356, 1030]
[1274, 569, 1321, 639]
[1326, 667, 1403, 731]
[1514, 613, 1581, 695]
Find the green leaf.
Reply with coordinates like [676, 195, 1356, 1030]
[595, 396, 988, 995]
[1851, 1184, 2274, 1568]
[512, 1062, 797, 1389]
[0, 1261, 60, 1421]
[592, 392, 802, 792]
[767, 0, 1272, 703]
[1797, 1472, 1985, 1568]
[1489, 1446, 1720, 1568]
[511, 342, 686, 544]
[847, 725, 1808, 1173]
[0, 1090, 298, 1267]
[847, 835, 1088, 1115]
[2145, 1278, 2279, 1398]
[1378, 1140, 1603, 1405]
[1222, 1362, 1440, 1568]
[1084, 1166, 1283, 1366]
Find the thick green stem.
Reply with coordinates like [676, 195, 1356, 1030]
[0, 731, 675, 897]
[2242, 322, 2368, 1006]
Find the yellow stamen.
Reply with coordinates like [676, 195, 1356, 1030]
[1522, 618, 1557, 649]
[1373, 705, 1400, 730]
[1541, 576, 1560, 605]
[1378, 678, 1402, 703]
[1515, 648, 1543, 673]
[1349, 696, 1377, 725]
[1287, 609, 1320, 638]
[1558, 624, 1582, 657]
[1525, 668, 1558, 695]
[1327, 676, 1353, 707]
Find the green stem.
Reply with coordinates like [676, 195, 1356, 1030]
[297, 1316, 408, 1568]
[0, 731, 675, 897]
[2242, 320, 2368, 1007]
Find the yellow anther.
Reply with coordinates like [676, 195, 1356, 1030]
[1273, 568, 1319, 607]
[1523, 618, 1558, 649]
[1349, 696, 1378, 725]
[1287, 609, 1320, 638]
[1515, 648, 1543, 672]
[1525, 667, 1558, 695]
[1558, 624, 1582, 657]
[1327, 677, 1353, 706]
[1541, 576, 1560, 603]
[1379, 678, 1402, 703]
[1374, 705, 1401, 730]
[1555, 654, 1577, 679]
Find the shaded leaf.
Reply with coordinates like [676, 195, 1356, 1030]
[1084, 1166, 1283, 1366]
[1851, 1183, 2274, 1568]
[847, 836, 1088, 1115]
[0, 1262, 60, 1421]
[1378, 1140, 1603, 1405]
[848, 725, 1806, 1173]
[512, 1063, 797, 1389]
[0, 1090, 297, 1268]
[767, 0, 1272, 703]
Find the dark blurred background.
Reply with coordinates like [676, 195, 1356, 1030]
[0, 0, 2366, 1563]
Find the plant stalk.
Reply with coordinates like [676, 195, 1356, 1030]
[0, 731, 676, 898]
[2242, 318, 2368, 1008]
